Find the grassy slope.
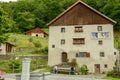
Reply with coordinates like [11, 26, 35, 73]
[104, 77, 120, 80]
[0, 32, 49, 73]
[7, 33, 48, 48]
[7, 33, 48, 55]
[114, 32, 120, 50]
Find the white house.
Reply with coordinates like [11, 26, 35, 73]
[47, 0, 117, 73]
[25, 28, 48, 38]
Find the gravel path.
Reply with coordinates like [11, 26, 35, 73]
[3, 73, 106, 80]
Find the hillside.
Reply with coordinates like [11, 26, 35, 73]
[7, 33, 48, 55]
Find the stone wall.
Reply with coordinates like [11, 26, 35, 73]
[16, 73, 51, 80]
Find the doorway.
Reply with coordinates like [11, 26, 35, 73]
[94, 64, 100, 73]
[62, 52, 67, 62]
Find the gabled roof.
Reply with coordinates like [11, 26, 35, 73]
[47, 0, 116, 26]
[25, 27, 48, 34]
[6, 42, 15, 46]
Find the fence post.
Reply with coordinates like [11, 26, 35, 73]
[12, 64, 14, 73]
[43, 73, 45, 80]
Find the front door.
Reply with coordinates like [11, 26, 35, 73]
[62, 52, 67, 62]
[94, 64, 100, 73]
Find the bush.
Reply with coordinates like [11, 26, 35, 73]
[81, 65, 87, 75]
[8, 60, 21, 73]
[33, 41, 41, 48]
[71, 58, 78, 67]
[107, 71, 114, 77]
[40, 47, 48, 54]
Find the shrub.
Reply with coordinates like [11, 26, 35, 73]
[40, 46, 48, 54]
[107, 70, 114, 77]
[71, 58, 78, 67]
[33, 41, 41, 48]
[28, 37, 33, 42]
[81, 65, 87, 75]
[8, 60, 21, 73]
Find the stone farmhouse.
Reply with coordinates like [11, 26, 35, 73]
[47, 0, 117, 73]
[25, 27, 48, 38]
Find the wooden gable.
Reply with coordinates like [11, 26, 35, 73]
[25, 28, 48, 37]
[6, 42, 15, 53]
[47, 0, 116, 26]
[25, 28, 45, 34]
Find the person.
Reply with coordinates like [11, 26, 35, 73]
[53, 66, 58, 74]
[0, 70, 4, 79]
[71, 66, 75, 75]
[84, 65, 88, 75]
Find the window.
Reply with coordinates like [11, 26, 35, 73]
[114, 52, 116, 55]
[36, 34, 38, 37]
[52, 45, 55, 48]
[98, 40, 103, 45]
[100, 52, 105, 57]
[78, 52, 90, 58]
[75, 26, 83, 32]
[61, 39, 65, 45]
[61, 28, 65, 33]
[73, 38, 85, 44]
[104, 64, 108, 68]
[98, 26, 102, 31]
[76, 53, 79, 57]
[92, 32, 98, 38]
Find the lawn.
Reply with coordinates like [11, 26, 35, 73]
[0, 58, 50, 73]
[7, 33, 48, 55]
[104, 77, 120, 80]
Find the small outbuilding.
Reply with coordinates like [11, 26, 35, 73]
[0, 42, 15, 55]
[25, 28, 48, 38]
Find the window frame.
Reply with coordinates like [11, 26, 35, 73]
[73, 38, 85, 44]
[76, 52, 90, 58]
[100, 52, 105, 57]
[52, 45, 55, 48]
[61, 39, 65, 45]
[98, 26, 102, 31]
[104, 64, 108, 68]
[114, 52, 116, 55]
[98, 40, 103, 45]
[61, 28, 65, 33]
[74, 26, 83, 32]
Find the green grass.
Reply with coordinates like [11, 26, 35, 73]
[7, 33, 48, 48]
[104, 77, 120, 80]
[6, 33, 48, 55]
[0, 58, 49, 73]
[114, 32, 120, 49]
[42, 28, 49, 34]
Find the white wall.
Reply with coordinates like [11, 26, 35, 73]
[31, 33, 44, 37]
[48, 24, 117, 73]
[0, 43, 6, 55]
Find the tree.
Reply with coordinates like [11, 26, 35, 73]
[15, 12, 35, 32]
[103, 0, 120, 31]
[0, 5, 14, 43]
[1, 0, 120, 32]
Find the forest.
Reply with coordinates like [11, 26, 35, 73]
[0, 0, 120, 43]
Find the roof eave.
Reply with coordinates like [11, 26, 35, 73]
[47, 0, 117, 26]
[80, 1, 117, 24]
